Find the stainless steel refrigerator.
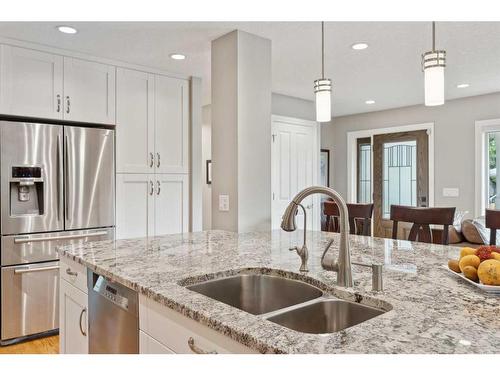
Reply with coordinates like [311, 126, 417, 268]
[0, 120, 115, 345]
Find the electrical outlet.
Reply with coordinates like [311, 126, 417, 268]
[219, 194, 229, 211]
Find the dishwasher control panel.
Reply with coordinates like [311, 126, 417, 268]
[93, 275, 129, 310]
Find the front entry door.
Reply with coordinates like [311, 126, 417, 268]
[373, 130, 429, 238]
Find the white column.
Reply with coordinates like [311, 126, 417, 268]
[211, 30, 272, 232]
[189, 76, 203, 232]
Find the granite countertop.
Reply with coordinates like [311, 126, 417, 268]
[58, 230, 500, 354]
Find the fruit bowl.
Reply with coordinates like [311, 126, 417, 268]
[443, 265, 500, 294]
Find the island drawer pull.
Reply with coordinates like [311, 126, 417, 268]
[187, 337, 217, 354]
[66, 268, 78, 276]
[79, 307, 87, 337]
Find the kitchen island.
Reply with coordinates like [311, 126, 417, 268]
[58, 230, 500, 354]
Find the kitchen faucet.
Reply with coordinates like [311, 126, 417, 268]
[281, 186, 353, 287]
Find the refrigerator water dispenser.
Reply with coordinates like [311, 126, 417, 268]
[10, 166, 44, 216]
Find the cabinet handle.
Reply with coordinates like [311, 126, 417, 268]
[149, 181, 154, 196]
[156, 181, 161, 195]
[187, 337, 217, 354]
[66, 96, 70, 114]
[156, 152, 160, 168]
[79, 308, 87, 337]
[65, 268, 78, 277]
[149, 152, 154, 168]
[56, 94, 61, 113]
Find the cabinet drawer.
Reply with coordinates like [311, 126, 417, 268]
[60, 257, 87, 294]
[139, 295, 258, 354]
[139, 330, 174, 354]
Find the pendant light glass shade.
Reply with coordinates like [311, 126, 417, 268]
[422, 22, 446, 107]
[315, 79, 332, 122]
[314, 22, 332, 122]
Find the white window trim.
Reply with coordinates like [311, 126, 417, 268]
[346, 122, 435, 207]
[474, 118, 500, 218]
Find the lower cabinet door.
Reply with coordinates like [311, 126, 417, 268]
[116, 173, 155, 239]
[139, 330, 174, 354]
[154, 174, 189, 236]
[59, 279, 88, 354]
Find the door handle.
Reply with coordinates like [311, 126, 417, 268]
[66, 96, 70, 114]
[149, 152, 154, 168]
[56, 134, 62, 223]
[65, 135, 70, 220]
[14, 265, 60, 274]
[14, 231, 108, 244]
[187, 337, 217, 354]
[149, 181, 154, 196]
[56, 94, 61, 113]
[156, 181, 161, 195]
[79, 308, 87, 337]
[156, 152, 160, 168]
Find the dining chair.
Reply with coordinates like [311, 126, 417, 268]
[485, 208, 500, 245]
[323, 201, 374, 236]
[390, 205, 456, 245]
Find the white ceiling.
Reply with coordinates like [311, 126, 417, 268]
[0, 22, 499, 116]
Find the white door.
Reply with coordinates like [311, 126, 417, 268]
[116, 174, 155, 239]
[63, 57, 116, 124]
[154, 174, 188, 236]
[116, 68, 155, 173]
[271, 117, 319, 230]
[0, 45, 63, 119]
[59, 279, 88, 354]
[154, 75, 189, 174]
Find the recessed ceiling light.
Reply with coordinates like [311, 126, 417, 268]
[169, 53, 186, 60]
[365, 100, 375, 105]
[457, 83, 470, 88]
[57, 25, 78, 34]
[351, 43, 368, 50]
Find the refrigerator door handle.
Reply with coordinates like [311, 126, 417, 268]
[65, 134, 70, 222]
[13, 231, 109, 244]
[13, 265, 60, 274]
[56, 134, 62, 223]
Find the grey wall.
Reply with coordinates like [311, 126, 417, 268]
[321, 92, 500, 216]
[272, 93, 315, 121]
[201, 94, 314, 230]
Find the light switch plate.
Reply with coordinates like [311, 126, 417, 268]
[442, 188, 459, 197]
[219, 194, 229, 211]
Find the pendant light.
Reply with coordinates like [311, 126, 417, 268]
[314, 21, 332, 122]
[422, 21, 446, 106]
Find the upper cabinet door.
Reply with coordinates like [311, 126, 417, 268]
[0, 45, 63, 119]
[154, 75, 189, 174]
[116, 68, 154, 173]
[63, 57, 116, 125]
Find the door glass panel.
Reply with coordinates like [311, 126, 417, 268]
[357, 142, 372, 203]
[487, 132, 500, 209]
[382, 141, 417, 218]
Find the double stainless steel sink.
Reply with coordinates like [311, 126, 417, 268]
[186, 273, 386, 334]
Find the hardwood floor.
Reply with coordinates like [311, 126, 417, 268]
[0, 335, 59, 354]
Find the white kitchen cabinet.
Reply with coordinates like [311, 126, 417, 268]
[116, 68, 155, 174]
[139, 295, 258, 354]
[154, 174, 189, 236]
[116, 173, 189, 239]
[154, 75, 189, 174]
[0, 45, 63, 119]
[139, 330, 174, 354]
[116, 174, 155, 239]
[59, 278, 88, 354]
[63, 57, 116, 125]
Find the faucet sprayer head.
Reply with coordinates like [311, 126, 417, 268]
[281, 201, 298, 232]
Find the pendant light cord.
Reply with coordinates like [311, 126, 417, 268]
[432, 21, 435, 52]
[321, 21, 325, 78]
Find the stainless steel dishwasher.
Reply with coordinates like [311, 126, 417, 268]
[87, 270, 138, 353]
